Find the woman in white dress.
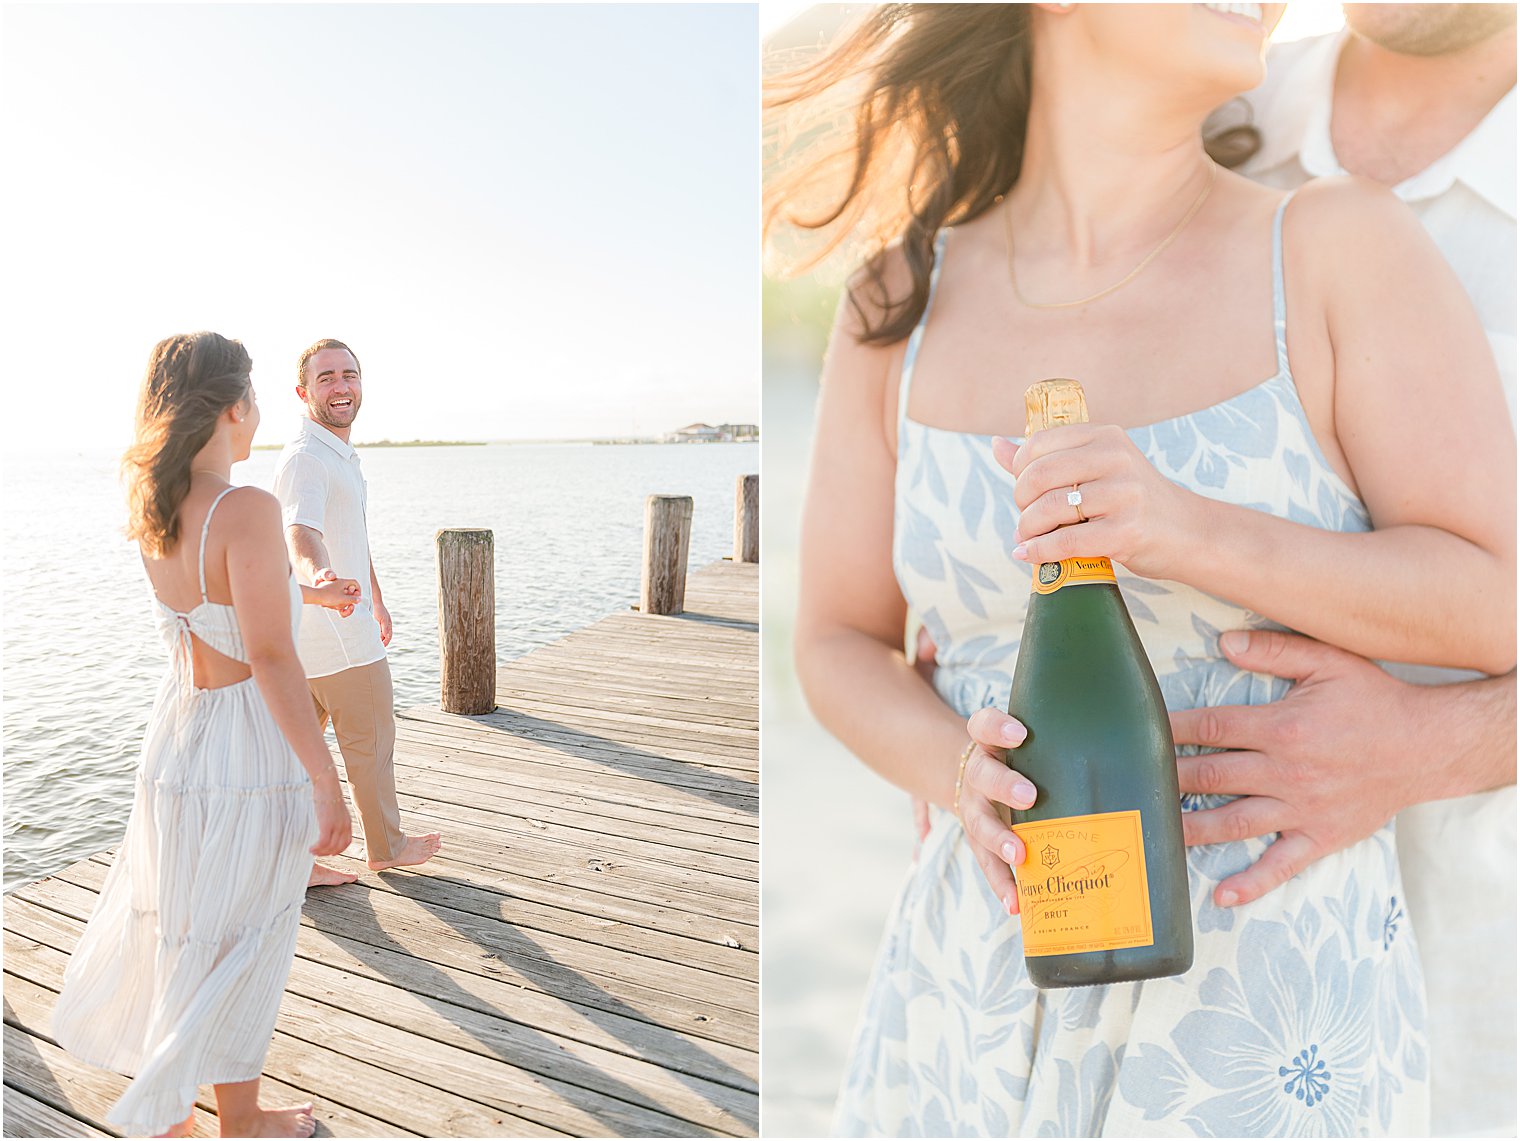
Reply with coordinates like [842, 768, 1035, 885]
[53, 332, 358, 1137]
[769, 4, 1514, 1135]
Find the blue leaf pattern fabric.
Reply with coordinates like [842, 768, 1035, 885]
[839, 212, 1426, 1137]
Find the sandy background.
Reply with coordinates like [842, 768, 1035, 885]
[759, 350, 915, 1138]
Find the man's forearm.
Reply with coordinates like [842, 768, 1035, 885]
[1421, 671, 1517, 803]
[286, 524, 334, 586]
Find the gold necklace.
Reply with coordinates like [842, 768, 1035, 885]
[1003, 162, 1218, 310]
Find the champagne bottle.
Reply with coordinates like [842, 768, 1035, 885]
[1005, 378, 1193, 989]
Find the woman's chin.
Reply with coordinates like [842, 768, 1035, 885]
[1182, 56, 1268, 110]
[1224, 55, 1268, 96]
[1184, 25, 1272, 100]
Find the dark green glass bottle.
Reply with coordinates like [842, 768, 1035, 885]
[1005, 379, 1193, 989]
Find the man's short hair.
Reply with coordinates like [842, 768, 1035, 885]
[298, 338, 361, 387]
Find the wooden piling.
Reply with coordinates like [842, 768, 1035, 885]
[640, 495, 693, 615]
[436, 528, 495, 714]
[733, 474, 758, 564]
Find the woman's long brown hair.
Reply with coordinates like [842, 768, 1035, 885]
[123, 332, 252, 558]
[764, 4, 1259, 346]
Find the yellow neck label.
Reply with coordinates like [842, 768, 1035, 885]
[1030, 556, 1117, 594]
[1010, 809, 1155, 957]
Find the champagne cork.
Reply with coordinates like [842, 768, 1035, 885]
[1025, 379, 1089, 436]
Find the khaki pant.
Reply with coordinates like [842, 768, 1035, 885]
[309, 659, 405, 863]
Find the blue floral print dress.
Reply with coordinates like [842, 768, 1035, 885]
[833, 195, 1430, 1137]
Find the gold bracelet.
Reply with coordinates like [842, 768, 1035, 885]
[951, 740, 976, 818]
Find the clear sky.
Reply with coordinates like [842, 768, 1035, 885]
[0, 4, 759, 451]
[759, 1, 1348, 41]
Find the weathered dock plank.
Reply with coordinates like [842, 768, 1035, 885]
[4, 561, 758, 1137]
[1, 1082, 112, 1140]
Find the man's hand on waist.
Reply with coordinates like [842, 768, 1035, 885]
[1171, 629, 1488, 909]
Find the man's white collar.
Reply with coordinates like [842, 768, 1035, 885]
[1247, 28, 1515, 220]
[297, 416, 356, 460]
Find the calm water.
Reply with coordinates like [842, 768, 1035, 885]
[2, 441, 757, 891]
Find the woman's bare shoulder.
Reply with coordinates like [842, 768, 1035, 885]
[1286, 175, 1468, 324]
[840, 240, 915, 341]
[216, 485, 281, 533]
[811, 244, 915, 454]
[1285, 175, 1431, 257]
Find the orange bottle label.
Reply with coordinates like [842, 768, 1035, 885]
[1030, 556, 1118, 595]
[1010, 809, 1154, 957]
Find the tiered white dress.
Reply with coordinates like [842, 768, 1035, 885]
[834, 195, 1431, 1136]
[53, 487, 316, 1136]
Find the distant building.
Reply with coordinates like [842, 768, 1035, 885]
[664, 422, 758, 443]
[667, 422, 724, 443]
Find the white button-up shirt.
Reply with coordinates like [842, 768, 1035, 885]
[272, 418, 387, 679]
[1229, 32, 1516, 1138]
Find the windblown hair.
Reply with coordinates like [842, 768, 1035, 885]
[764, 4, 1261, 346]
[297, 338, 361, 387]
[123, 333, 252, 557]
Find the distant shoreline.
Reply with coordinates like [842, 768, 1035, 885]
[590, 436, 760, 446]
[250, 437, 758, 452]
[251, 439, 488, 451]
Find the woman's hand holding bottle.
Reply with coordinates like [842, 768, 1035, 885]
[995, 428, 1195, 580]
[957, 706, 1037, 916]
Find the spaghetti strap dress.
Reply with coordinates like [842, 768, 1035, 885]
[833, 193, 1431, 1136]
[53, 487, 316, 1136]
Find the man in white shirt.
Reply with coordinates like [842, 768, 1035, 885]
[274, 339, 443, 884]
[1179, 7, 1516, 1135]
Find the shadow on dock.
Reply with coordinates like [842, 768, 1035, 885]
[441, 708, 757, 815]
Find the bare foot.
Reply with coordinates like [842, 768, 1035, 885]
[156, 1110, 196, 1137]
[220, 1103, 316, 1138]
[307, 862, 358, 888]
[367, 832, 442, 871]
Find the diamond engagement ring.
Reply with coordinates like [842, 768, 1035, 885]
[1068, 485, 1087, 523]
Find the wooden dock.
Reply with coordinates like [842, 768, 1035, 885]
[4, 560, 758, 1138]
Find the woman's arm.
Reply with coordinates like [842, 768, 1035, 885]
[222, 488, 353, 856]
[795, 290, 964, 805]
[797, 282, 1036, 912]
[1010, 178, 1516, 674]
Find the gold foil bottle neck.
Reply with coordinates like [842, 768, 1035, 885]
[1025, 379, 1090, 435]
